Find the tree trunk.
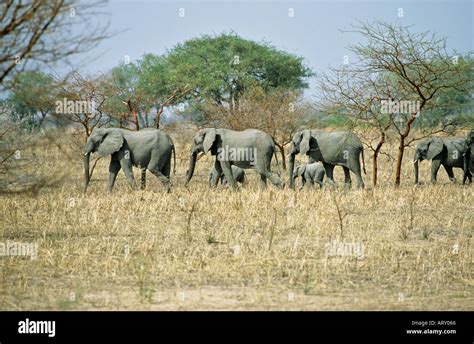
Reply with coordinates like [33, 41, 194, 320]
[275, 142, 287, 171]
[144, 112, 149, 127]
[394, 114, 417, 187]
[395, 135, 405, 187]
[132, 111, 139, 131]
[156, 106, 164, 129]
[372, 132, 385, 187]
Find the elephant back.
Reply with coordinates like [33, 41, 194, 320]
[313, 130, 363, 167]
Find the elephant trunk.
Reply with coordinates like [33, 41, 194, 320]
[83, 140, 94, 192]
[83, 153, 91, 192]
[288, 153, 296, 189]
[413, 158, 419, 185]
[185, 152, 198, 186]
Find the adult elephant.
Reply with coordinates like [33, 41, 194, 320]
[413, 136, 469, 184]
[83, 128, 175, 192]
[185, 128, 284, 190]
[288, 130, 366, 189]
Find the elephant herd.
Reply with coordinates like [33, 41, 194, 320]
[82, 127, 474, 192]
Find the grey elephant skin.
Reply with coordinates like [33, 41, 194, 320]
[462, 130, 474, 184]
[185, 128, 284, 190]
[83, 128, 175, 192]
[293, 162, 325, 189]
[288, 130, 366, 189]
[208, 165, 246, 187]
[413, 136, 470, 185]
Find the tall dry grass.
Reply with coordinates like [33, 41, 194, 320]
[0, 130, 472, 310]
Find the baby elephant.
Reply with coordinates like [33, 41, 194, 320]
[293, 162, 325, 189]
[209, 165, 246, 187]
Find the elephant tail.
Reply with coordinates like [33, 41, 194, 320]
[273, 146, 282, 177]
[270, 136, 283, 176]
[172, 145, 176, 175]
[361, 147, 367, 175]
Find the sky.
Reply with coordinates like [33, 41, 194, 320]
[66, 0, 473, 97]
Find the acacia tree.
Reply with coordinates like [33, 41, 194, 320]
[56, 72, 110, 138]
[103, 63, 143, 130]
[166, 33, 312, 121]
[318, 21, 472, 186]
[104, 56, 190, 130]
[6, 71, 57, 131]
[137, 54, 190, 129]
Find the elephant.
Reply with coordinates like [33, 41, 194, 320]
[462, 130, 473, 184]
[413, 136, 470, 185]
[83, 128, 175, 192]
[185, 128, 284, 190]
[288, 130, 366, 189]
[208, 165, 246, 187]
[293, 162, 325, 189]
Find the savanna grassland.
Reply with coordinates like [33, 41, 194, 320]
[0, 129, 473, 310]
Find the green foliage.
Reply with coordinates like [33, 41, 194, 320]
[6, 71, 57, 131]
[414, 56, 474, 128]
[165, 32, 312, 118]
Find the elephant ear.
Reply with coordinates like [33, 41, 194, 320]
[299, 130, 312, 155]
[467, 131, 474, 145]
[97, 130, 124, 157]
[203, 128, 217, 154]
[451, 140, 468, 158]
[427, 138, 444, 160]
[297, 165, 306, 177]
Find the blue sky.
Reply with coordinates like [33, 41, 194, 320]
[69, 0, 473, 97]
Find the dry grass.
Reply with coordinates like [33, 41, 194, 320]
[0, 131, 472, 310]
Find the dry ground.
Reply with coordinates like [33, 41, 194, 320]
[0, 131, 472, 310]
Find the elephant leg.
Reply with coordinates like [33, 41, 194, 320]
[431, 159, 441, 184]
[108, 159, 121, 192]
[351, 163, 364, 189]
[119, 159, 136, 190]
[148, 167, 171, 193]
[342, 166, 352, 190]
[316, 170, 324, 189]
[221, 161, 237, 190]
[261, 160, 284, 189]
[443, 165, 456, 183]
[140, 169, 146, 190]
[323, 163, 336, 187]
[265, 171, 284, 189]
[210, 162, 222, 189]
[305, 173, 314, 190]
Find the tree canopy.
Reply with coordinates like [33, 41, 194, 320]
[165, 33, 313, 116]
